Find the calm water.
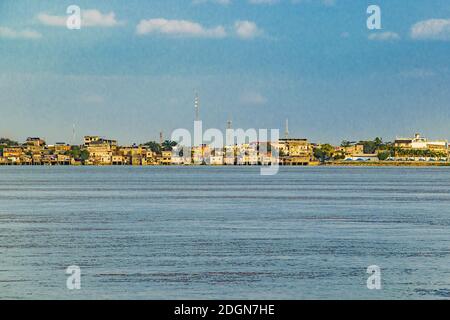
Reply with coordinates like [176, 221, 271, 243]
[0, 166, 449, 300]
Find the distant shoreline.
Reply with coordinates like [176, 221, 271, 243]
[1, 162, 450, 167]
[327, 161, 450, 167]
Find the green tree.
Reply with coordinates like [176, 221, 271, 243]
[0, 138, 19, 146]
[161, 140, 177, 151]
[143, 141, 162, 154]
[66, 146, 89, 161]
[377, 151, 391, 161]
[340, 140, 353, 147]
[0, 138, 19, 156]
[314, 144, 335, 162]
[359, 137, 386, 154]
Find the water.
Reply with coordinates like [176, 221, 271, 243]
[0, 166, 449, 300]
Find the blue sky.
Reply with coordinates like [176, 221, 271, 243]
[1, 0, 450, 144]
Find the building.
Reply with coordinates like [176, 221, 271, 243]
[85, 136, 117, 165]
[57, 154, 71, 165]
[54, 143, 71, 154]
[26, 137, 46, 147]
[275, 139, 313, 165]
[335, 144, 365, 157]
[394, 133, 448, 151]
[84, 136, 117, 147]
[159, 150, 173, 165]
[24, 137, 46, 155]
[2, 147, 23, 164]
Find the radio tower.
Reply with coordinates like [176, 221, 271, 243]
[225, 119, 233, 147]
[160, 131, 164, 145]
[72, 123, 76, 145]
[285, 118, 289, 139]
[194, 92, 200, 122]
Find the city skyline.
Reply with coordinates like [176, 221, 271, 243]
[1, 0, 450, 144]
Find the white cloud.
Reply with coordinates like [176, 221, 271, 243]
[136, 18, 226, 38]
[399, 68, 436, 79]
[38, 9, 123, 28]
[240, 92, 267, 106]
[411, 18, 450, 41]
[249, 0, 280, 4]
[368, 31, 400, 41]
[291, 0, 336, 6]
[0, 26, 42, 40]
[234, 20, 262, 39]
[192, 0, 231, 5]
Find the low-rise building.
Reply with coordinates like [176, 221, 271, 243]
[275, 138, 313, 165]
[3, 147, 23, 159]
[394, 133, 448, 151]
[160, 150, 172, 165]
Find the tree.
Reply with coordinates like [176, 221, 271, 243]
[314, 144, 335, 162]
[143, 141, 162, 154]
[0, 138, 19, 155]
[374, 137, 383, 147]
[340, 140, 353, 147]
[161, 140, 177, 151]
[377, 151, 390, 161]
[359, 137, 387, 154]
[0, 138, 19, 146]
[66, 146, 89, 161]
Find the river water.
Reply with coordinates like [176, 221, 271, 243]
[0, 166, 449, 299]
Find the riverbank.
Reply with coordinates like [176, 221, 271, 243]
[327, 161, 450, 167]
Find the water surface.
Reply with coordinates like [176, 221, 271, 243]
[0, 166, 449, 299]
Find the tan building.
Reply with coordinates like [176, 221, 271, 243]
[85, 136, 117, 165]
[335, 144, 365, 156]
[84, 136, 117, 147]
[2, 147, 23, 159]
[54, 143, 71, 154]
[112, 155, 124, 165]
[276, 139, 313, 165]
[57, 154, 71, 165]
[160, 150, 172, 165]
[26, 137, 46, 147]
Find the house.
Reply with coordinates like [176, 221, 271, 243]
[275, 139, 313, 165]
[160, 150, 172, 165]
[85, 136, 117, 165]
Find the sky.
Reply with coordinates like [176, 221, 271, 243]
[1, 0, 450, 145]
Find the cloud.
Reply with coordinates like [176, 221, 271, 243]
[38, 9, 123, 27]
[368, 31, 400, 41]
[0, 26, 42, 40]
[136, 18, 227, 38]
[291, 0, 336, 6]
[192, 0, 231, 5]
[410, 18, 450, 41]
[234, 20, 262, 39]
[249, 0, 280, 4]
[399, 69, 436, 79]
[240, 92, 267, 106]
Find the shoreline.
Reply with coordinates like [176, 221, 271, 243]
[326, 161, 450, 167]
[1, 161, 450, 167]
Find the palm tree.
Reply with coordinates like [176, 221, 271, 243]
[162, 140, 177, 151]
